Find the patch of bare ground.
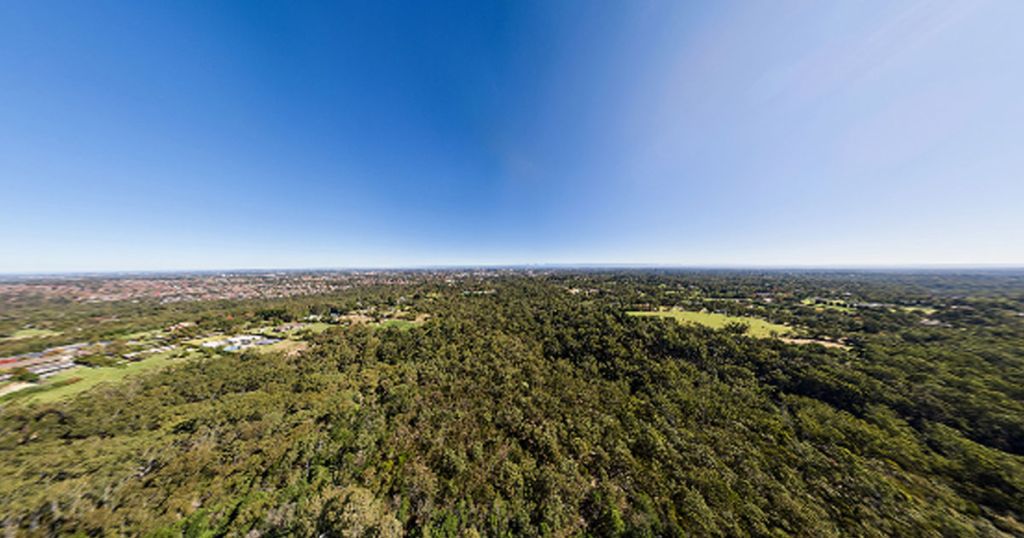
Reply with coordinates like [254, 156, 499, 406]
[780, 337, 850, 350]
[0, 382, 33, 397]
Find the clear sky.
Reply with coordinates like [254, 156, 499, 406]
[1, 1, 1022, 272]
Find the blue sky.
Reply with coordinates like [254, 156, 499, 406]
[1, 1, 1022, 272]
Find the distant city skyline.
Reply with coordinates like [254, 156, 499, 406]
[2, 1, 1022, 272]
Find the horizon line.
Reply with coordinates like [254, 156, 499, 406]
[3, 262, 1024, 278]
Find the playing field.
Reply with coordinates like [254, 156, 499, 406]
[628, 309, 793, 337]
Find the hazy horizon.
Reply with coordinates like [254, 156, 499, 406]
[3, 1, 1022, 272]
[4, 262, 1024, 278]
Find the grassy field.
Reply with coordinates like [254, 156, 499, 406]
[800, 298, 855, 313]
[897, 305, 938, 315]
[378, 319, 418, 330]
[1, 328, 61, 341]
[303, 322, 334, 334]
[254, 322, 335, 338]
[628, 309, 793, 337]
[253, 340, 308, 355]
[186, 335, 226, 346]
[15, 350, 202, 404]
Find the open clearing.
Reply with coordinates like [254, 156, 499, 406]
[253, 339, 308, 356]
[0, 382, 32, 398]
[256, 322, 335, 337]
[1, 328, 61, 341]
[305, 322, 334, 333]
[780, 337, 850, 350]
[897, 305, 938, 315]
[15, 349, 203, 404]
[378, 319, 418, 330]
[801, 298, 855, 313]
[628, 309, 792, 337]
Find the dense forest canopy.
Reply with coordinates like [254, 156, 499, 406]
[1, 270, 1023, 536]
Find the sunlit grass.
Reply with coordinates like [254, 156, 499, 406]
[1, 328, 61, 341]
[628, 309, 792, 337]
[17, 350, 202, 404]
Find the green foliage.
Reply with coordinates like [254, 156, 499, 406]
[1, 271, 1022, 536]
[10, 367, 38, 383]
[73, 354, 120, 368]
[10, 366, 38, 383]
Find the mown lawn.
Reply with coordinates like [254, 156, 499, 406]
[627, 309, 792, 337]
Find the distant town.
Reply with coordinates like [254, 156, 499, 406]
[0, 270, 515, 304]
